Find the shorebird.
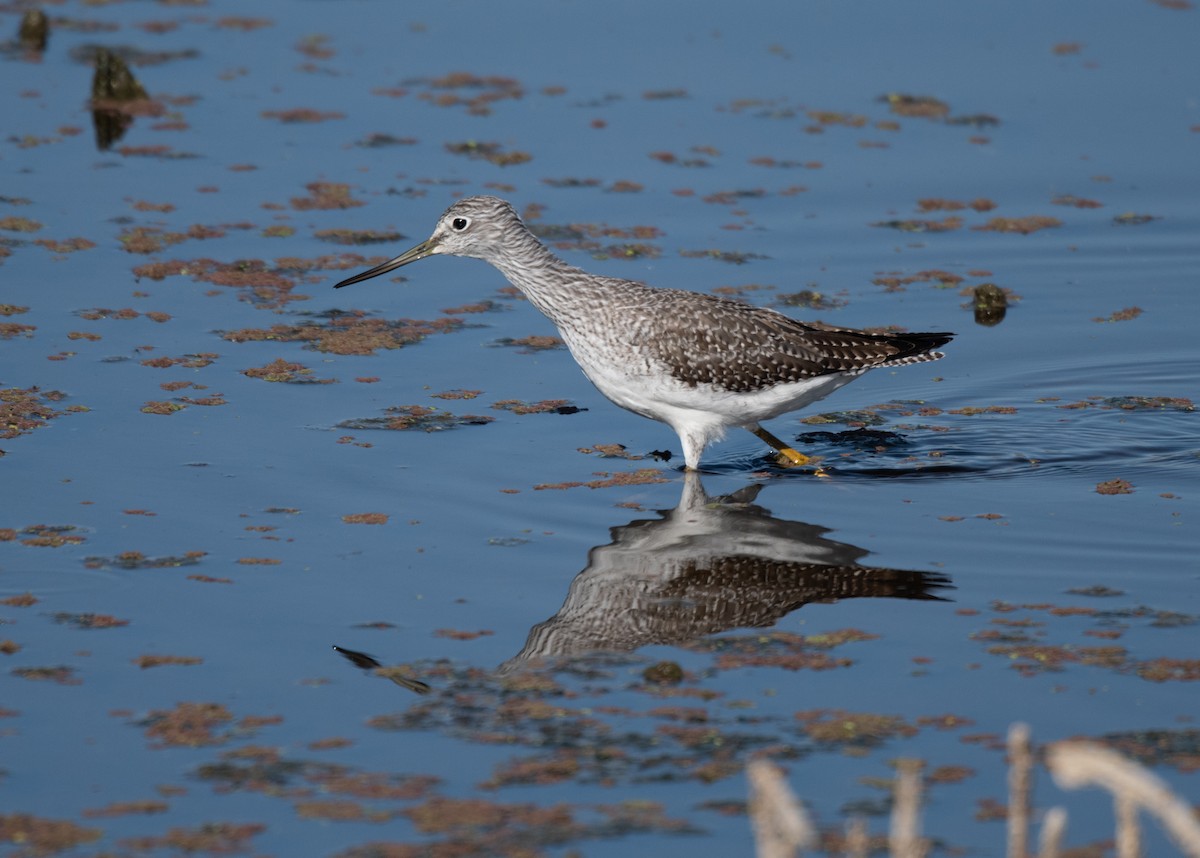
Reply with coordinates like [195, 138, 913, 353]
[334, 196, 952, 470]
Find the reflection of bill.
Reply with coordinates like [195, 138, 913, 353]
[332, 645, 430, 695]
[503, 472, 951, 671]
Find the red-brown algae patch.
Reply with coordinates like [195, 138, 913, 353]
[12, 666, 80, 685]
[434, 628, 495, 641]
[338, 404, 494, 432]
[578, 443, 645, 460]
[1092, 306, 1142, 323]
[295, 800, 396, 823]
[401, 795, 574, 835]
[1099, 730, 1200, 772]
[314, 229, 405, 246]
[242, 358, 334, 383]
[0, 321, 36, 339]
[133, 654, 203, 669]
[52, 612, 129, 629]
[0, 814, 102, 854]
[916, 198, 996, 213]
[129, 199, 176, 213]
[404, 72, 526, 115]
[77, 307, 170, 322]
[530, 220, 664, 259]
[354, 132, 419, 148]
[795, 710, 919, 748]
[945, 405, 1018, 417]
[224, 315, 463, 354]
[678, 246, 768, 265]
[984, 644, 1129, 677]
[440, 300, 504, 314]
[872, 216, 964, 233]
[481, 752, 583, 790]
[973, 216, 1062, 235]
[136, 702, 279, 748]
[117, 224, 244, 254]
[775, 289, 849, 311]
[684, 630, 874, 673]
[308, 737, 354, 751]
[1, 387, 77, 439]
[1052, 194, 1104, 208]
[0, 216, 43, 232]
[177, 392, 227, 406]
[492, 334, 565, 352]
[533, 469, 669, 491]
[342, 513, 389, 525]
[82, 550, 206, 570]
[187, 575, 232, 584]
[879, 93, 951, 120]
[261, 108, 345, 123]
[967, 600, 1199, 680]
[492, 399, 579, 415]
[1136, 659, 1200, 682]
[286, 181, 363, 211]
[34, 237, 97, 254]
[18, 525, 87, 548]
[1113, 212, 1159, 225]
[134, 257, 308, 309]
[140, 400, 186, 415]
[140, 353, 217, 369]
[83, 800, 170, 818]
[1055, 396, 1193, 412]
[215, 16, 273, 31]
[917, 714, 976, 731]
[117, 822, 266, 855]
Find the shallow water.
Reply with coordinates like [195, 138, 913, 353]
[2, 1, 1197, 856]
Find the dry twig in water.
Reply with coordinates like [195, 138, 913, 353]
[1047, 741, 1200, 857]
[890, 758, 928, 858]
[747, 759, 815, 858]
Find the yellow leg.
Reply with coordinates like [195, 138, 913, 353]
[749, 424, 813, 468]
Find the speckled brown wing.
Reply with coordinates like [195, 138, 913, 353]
[642, 292, 951, 393]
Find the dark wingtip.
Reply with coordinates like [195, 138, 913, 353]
[923, 331, 955, 350]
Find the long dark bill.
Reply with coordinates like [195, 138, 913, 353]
[333, 238, 438, 289]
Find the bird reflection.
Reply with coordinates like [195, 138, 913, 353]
[502, 472, 951, 670]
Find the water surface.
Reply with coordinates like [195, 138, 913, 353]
[2, 1, 1197, 855]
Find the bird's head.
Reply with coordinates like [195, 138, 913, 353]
[333, 195, 522, 288]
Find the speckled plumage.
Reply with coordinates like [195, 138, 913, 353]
[334, 196, 953, 469]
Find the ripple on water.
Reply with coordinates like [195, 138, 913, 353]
[709, 350, 1198, 485]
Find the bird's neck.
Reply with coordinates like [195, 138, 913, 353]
[486, 231, 597, 326]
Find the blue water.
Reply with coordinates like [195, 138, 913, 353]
[2, 1, 1197, 855]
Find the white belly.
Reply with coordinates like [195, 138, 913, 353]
[569, 339, 859, 427]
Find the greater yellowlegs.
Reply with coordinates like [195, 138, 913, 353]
[334, 196, 953, 470]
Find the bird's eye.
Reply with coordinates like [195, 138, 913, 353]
[451, 217, 469, 231]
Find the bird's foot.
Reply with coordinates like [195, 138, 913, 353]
[775, 447, 812, 467]
[775, 448, 828, 476]
[748, 425, 822, 473]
